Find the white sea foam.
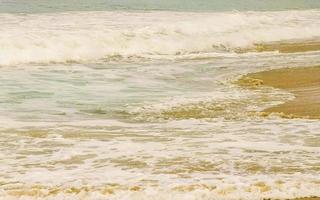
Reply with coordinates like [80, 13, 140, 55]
[1, 10, 320, 65]
[0, 117, 320, 200]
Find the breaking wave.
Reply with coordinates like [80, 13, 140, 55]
[1, 10, 320, 65]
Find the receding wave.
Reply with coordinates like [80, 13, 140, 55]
[1, 10, 320, 65]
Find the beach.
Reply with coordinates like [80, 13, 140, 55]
[239, 66, 320, 119]
[0, 1, 320, 199]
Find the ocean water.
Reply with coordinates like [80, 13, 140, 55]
[0, 1, 320, 200]
[1, 0, 320, 13]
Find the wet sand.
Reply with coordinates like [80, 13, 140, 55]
[238, 66, 320, 119]
[255, 41, 320, 53]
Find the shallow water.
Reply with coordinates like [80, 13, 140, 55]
[0, 4, 320, 200]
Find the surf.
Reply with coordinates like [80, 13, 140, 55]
[1, 10, 320, 66]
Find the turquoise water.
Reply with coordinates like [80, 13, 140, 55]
[0, 1, 320, 200]
[1, 0, 320, 13]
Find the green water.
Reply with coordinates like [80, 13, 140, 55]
[1, 0, 320, 13]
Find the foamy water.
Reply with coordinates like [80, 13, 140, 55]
[0, 9, 320, 200]
[1, 10, 320, 65]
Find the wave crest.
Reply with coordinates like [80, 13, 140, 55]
[1, 10, 320, 65]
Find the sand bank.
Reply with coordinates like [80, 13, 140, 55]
[255, 41, 320, 53]
[238, 66, 320, 119]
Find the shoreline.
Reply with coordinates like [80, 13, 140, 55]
[255, 41, 320, 53]
[238, 66, 320, 119]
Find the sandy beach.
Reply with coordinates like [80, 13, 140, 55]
[239, 66, 320, 119]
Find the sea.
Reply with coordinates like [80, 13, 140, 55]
[0, 0, 320, 199]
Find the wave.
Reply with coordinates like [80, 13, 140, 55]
[1, 10, 320, 65]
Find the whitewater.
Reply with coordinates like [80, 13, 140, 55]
[0, 8, 320, 200]
[1, 10, 320, 65]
